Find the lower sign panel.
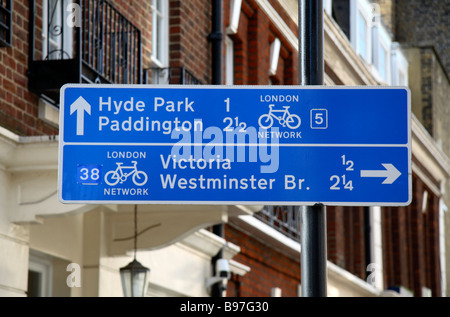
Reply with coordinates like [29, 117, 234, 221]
[59, 145, 411, 206]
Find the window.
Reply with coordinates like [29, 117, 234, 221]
[372, 20, 391, 84]
[391, 42, 408, 86]
[378, 44, 387, 81]
[151, 0, 169, 68]
[42, 0, 74, 60]
[225, 0, 241, 85]
[357, 12, 368, 61]
[269, 38, 281, 77]
[350, 0, 373, 63]
[28, 251, 53, 297]
[439, 201, 448, 297]
[150, 0, 169, 84]
[0, 0, 12, 47]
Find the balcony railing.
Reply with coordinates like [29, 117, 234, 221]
[254, 206, 301, 242]
[81, 0, 141, 85]
[28, 0, 142, 104]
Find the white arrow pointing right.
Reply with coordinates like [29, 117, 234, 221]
[70, 96, 91, 136]
[360, 163, 401, 184]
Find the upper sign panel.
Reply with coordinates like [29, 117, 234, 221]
[61, 85, 409, 146]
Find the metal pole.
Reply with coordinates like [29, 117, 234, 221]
[300, 205, 327, 296]
[210, 0, 224, 298]
[299, 0, 327, 297]
[210, 0, 223, 85]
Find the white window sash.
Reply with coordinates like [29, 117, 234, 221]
[439, 201, 448, 297]
[391, 42, 409, 86]
[269, 38, 281, 76]
[350, 0, 373, 63]
[151, 0, 169, 68]
[372, 22, 392, 84]
[227, 0, 242, 34]
[323, 0, 332, 16]
[357, 12, 368, 60]
[225, 36, 234, 85]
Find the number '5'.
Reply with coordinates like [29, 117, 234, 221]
[314, 112, 324, 125]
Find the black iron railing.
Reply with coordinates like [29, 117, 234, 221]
[254, 206, 301, 242]
[81, 0, 141, 84]
[0, 0, 11, 47]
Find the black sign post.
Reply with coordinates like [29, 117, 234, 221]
[298, 0, 327, 297]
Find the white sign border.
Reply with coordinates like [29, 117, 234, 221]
[58, 84, 412, 207]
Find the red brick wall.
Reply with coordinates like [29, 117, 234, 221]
[221, 1, 302, 296]
[327, 206, 368, 281]
[326, 170, 443, 297]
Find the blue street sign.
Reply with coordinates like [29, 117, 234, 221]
[58, 84, 411, 206]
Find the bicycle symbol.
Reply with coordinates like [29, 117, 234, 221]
[258, 104, 301, 129]
[104, 161, 148, 186]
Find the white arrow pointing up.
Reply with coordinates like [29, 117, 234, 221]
[70, 96, 91, 136]
[360, 163, 401, 184]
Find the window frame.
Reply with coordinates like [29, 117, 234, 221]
[42, 0, 74, 60]
[225, 35, 234, 85]
[28, 251, 53, 297]
[350, 0, 373, 64]
[377, 44, 388, 81]
[269, 37, 281, 76]
[372, 21, 392, 84]
[226, 0, 242, 34]
[0, 0, 12, 47]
